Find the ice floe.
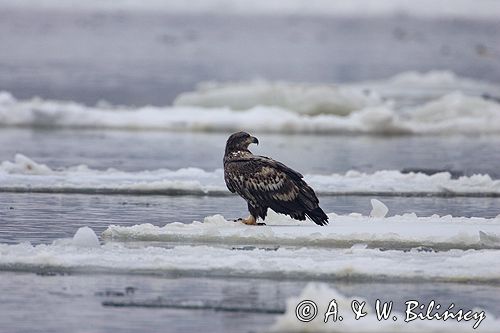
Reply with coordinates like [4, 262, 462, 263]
[174, 80, 383, 116]
[1, 0, 499, 19]
[1, 220, 500, 283]
[1, 154, 500, 196]
[0, 92, 498, 135]
[1, 71, 500, 135]
[1, 207, 500, 282]
[102, 210, 500, 251]
[269, 283, 499, 332]
[174, 71, 499, 112]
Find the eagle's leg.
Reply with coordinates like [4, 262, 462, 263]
[238, 215, 256, 225]
[234, 214, 266, 226]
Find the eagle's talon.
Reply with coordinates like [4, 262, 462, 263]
[257, 222, 266, 226]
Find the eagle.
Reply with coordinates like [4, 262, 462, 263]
[223, 131, 328, 226]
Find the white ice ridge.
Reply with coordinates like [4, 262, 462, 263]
[174, 80, 384, 116]
[1, 71, 500, 135]
[174, 71, 499, 114]
[103, 210, 500, 251]
[1, 222, 500, 283]
[270, 283, 499, 332]
[1, 0, 499, 19]
[2, 154, 500, 196]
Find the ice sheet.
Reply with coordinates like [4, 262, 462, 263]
[174, 80, 383, 116]
[174, 71, 499, 113]
[2, 70, 500, 135]
[1, 229, 500, 283]
[1, 154, 499, 196]
[2, 89, 499, 134]
[269, 283, 499, 332]
[102, 210, 500, 251]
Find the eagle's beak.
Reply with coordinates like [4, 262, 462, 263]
[251, 136, 259, 145]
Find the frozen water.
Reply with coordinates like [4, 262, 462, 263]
[270, 283, 499, 332]
[174, 80, 383, 115]
[2, 72, 500, 135]
[1, 155, 499, 196]
[0, 153, 52, 175]
[0, 91, 498, 135]
[175, 71, 499, 112]
[1, 227, 500, 282]
[369, 199, 388, 218]
[72, 227, 100, 248]
[102, 210, 500, 251]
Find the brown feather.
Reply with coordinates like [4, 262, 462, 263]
[224, 153, 328, 226]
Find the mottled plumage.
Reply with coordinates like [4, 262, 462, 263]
[223, 131, 328, 226]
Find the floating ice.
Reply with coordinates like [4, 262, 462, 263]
[1, 229, 500, 283]
[174, 80, 383, 116]
[174, 71, 499, 113]
[72, 227, 100, 248]
[0, 154, 52, 175]
[1, 71, 500, 135]
[102, 210, 500, 251]
[1, 155, 500, 196]
[360, 70, 500, 102]
[270, 283, 498, 332]
[0, 209, 499, 282]
[369, 199, 388, 218]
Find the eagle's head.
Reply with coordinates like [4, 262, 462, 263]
[225, 131, 259, 154]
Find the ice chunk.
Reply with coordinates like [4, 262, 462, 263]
[174, 80, 382, 115]
[103, 211, 500, 251]
[479, 231, 500, 247]
[270, 283, 497, 332]
[370, 199, 389, 218]
[1, 237, 500, 283]
[0, 154, 52, 175]
[72, 227, 99, 248]
[2, 81, 500, 135]
[1, 155, 499, 196]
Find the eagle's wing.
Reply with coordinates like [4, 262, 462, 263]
[224, 156, 328, 225]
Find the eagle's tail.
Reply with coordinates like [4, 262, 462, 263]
[306, 207, 329, 226]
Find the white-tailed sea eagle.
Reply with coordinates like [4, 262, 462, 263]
[223, 131, 328, 226]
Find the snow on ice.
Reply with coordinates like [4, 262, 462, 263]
[0, 215, 500, 283]
[174, 80, 383, 115]
[102, 210, 500, 251]
[1, 71, 500, 135]
[0, 205, 499, 283]
[1, 154, 499, 196]
[269, 283, 498, 332]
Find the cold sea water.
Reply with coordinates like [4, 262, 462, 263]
[1, 5, 500, 333]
